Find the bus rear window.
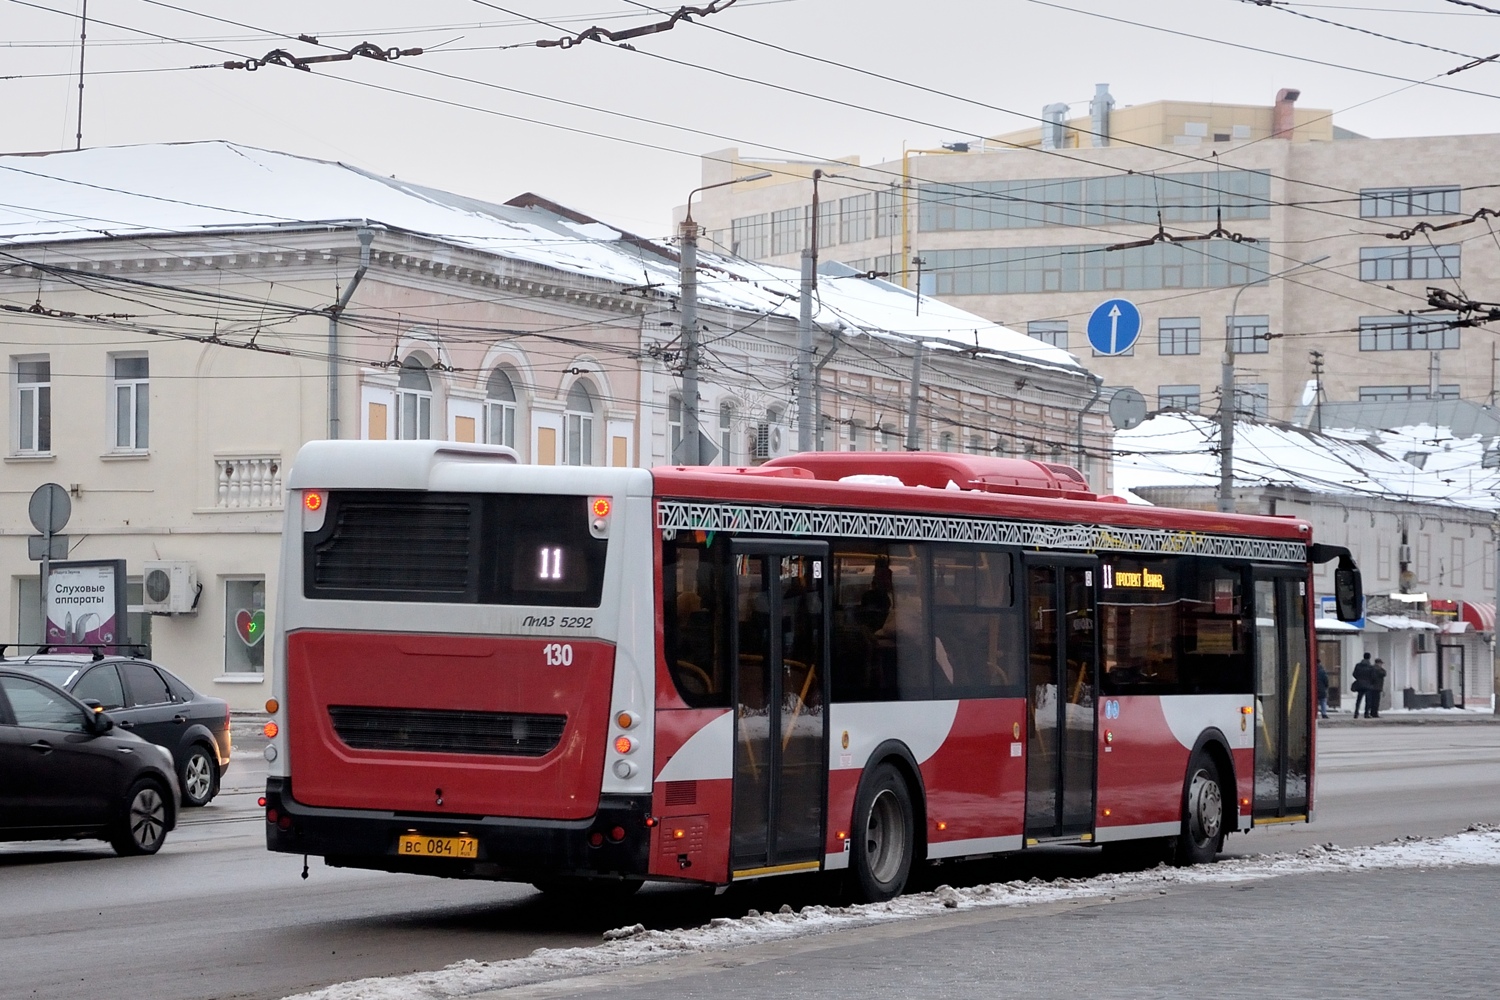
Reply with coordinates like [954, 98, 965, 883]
[304, 491, 607, 606]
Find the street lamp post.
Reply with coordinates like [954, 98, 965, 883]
[1218, 255, 1330, 513]
[677, 170, 771, 464]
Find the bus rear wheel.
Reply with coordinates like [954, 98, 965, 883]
[1174, 752, 1226, 866]
[851, 763, 914, 903]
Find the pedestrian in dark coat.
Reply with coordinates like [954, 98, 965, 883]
[1352, 652, 1374, 718]
[1365, 657, 1388, 718]
[1316, 661, 1330, 719]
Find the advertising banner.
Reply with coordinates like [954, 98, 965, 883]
[45, 560, 127, 652]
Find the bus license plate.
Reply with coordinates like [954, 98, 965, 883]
[397, 834, 478, 859]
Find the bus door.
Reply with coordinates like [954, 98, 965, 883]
[1252, 573, 1311, 821]
[1023, 557, 1098, 842]
[729, 541, 830, 878]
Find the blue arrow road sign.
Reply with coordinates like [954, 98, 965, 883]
[1086, 298, 1142, 356]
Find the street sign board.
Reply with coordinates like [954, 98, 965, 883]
[28, 535, 68, 561]
[1108, 388, 1148, 430]
[671, 430, 720, 466]
[1086, 298, 1142, 356]
[28, 482, 71, 535]
[45, 559, 127, 651]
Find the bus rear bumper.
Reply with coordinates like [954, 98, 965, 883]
[263, 777, 651, 882]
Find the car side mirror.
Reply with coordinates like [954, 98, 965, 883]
[80, 699, 115, 735]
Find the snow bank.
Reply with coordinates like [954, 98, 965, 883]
[282, 826, 1500, 1000]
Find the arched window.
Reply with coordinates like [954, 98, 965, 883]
[994, 436, 1007, 458]
[396, 357, 432, 440]
[668, 393, 684, 462]
[880, 423, 897, 452]
[939, 431, 955, 453]
[967, 434, 983, 455]
[718, 402, 735, 465]
[847, 418, 864, 452]
[485, 367, 517, 448]
[565, 381, 596, 466]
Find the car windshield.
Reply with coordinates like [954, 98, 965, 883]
[13, 663, 82, 687]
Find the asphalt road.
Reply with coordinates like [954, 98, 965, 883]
[3, 721, 1499, 1000]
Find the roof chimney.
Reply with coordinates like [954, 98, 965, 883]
[1041, 102, 1069, 150]
[1089, 84, 1114, 147]
[1272, 88, 1301, 139]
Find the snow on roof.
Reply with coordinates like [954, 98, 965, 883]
[1114, 411, 1500, 511]
[0, 141, 1082, 374]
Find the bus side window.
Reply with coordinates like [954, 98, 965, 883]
[931, 546, 1019, 698]
[830, 544, 930, 702]
[663, 538, 729, 707]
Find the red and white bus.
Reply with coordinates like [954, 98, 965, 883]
[264, 441, 1362, 901]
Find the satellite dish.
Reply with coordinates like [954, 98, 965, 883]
[1108, 388, 1148, 431]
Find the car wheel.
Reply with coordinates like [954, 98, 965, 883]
[1174, 752, 1226, 867]
[850, 762, 915, 903]
[110, 780, 170, 856]
[180, 744, 219, 807]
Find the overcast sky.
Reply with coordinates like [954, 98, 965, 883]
[5, 0, 1499, 234]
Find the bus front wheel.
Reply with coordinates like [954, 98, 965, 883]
[1174, 752, 1226, 866]
[850, 763, 914, 903]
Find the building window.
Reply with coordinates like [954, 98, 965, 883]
[1359, 315, 1459, 351]
[770, 206, 808, 256]
[1026, 320, 1068, 349]
[1360, 185, 1460, 218]
[875, 188, 901, 239]
[13, 356, 50, 454]
[667, 392, 685, 462]
[224, 578, 267, 674]
[1358, 384, 1461, 401]
[939, 431, 956, 452]
[718, 402, 735, 465]
[1359, 245, 1460, 282]
[1235, 382, 1269, 419]
[565, 381, 596, 466]
[485, 367, 517, 448]
[110, 354, 149, 451]
[730, 213, 770, 259]
[1158, 384, 1201, 412]
[815, 199, 837, 250]
[395, 358, 432, 440]
[919, 169, 1270, 231]
[927, 240, 1268, 296]
[1157, 317, 1201, 356]
[880, 423, 897, 451]
[967, 434, 984, 455]
[839, 194, 872, 244]
[847, 418, 864, 452]
[1225, 315, 1270, 355]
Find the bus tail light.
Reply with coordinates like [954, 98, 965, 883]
[608, 826, 626, 843]
[302, 490, 327, 531]
[263, 721, 279, 739]
[614, 736, 633, 755]
[612, 760, 637, 779]
[588, 497, 612, 538]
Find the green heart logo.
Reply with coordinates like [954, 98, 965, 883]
[235, 608, 266, 646]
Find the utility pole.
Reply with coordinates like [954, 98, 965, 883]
[906, 253, 928, 451]
[1218, 254, 1329, 513]
[1309, 350, 1325, 434]
[75, 0, 87, 149]
[677, 170, 772, 465]
[679, 216, 702, 465]
[797, 169, 823, 452]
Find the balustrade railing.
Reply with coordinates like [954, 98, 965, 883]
[215, 455, 282, 509]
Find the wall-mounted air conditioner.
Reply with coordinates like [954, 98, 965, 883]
[143, 560, 200, 615]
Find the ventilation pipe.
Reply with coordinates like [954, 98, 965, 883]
[1272, 88, 1301, 138]
[1041, 102, 1069, 150]
[1089, 84, 1114, 147]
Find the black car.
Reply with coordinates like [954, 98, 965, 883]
[4, 653, 232, 807]
[0, 667, 178, 854]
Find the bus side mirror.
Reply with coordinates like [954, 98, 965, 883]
[1334, 558, 1363, 622]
